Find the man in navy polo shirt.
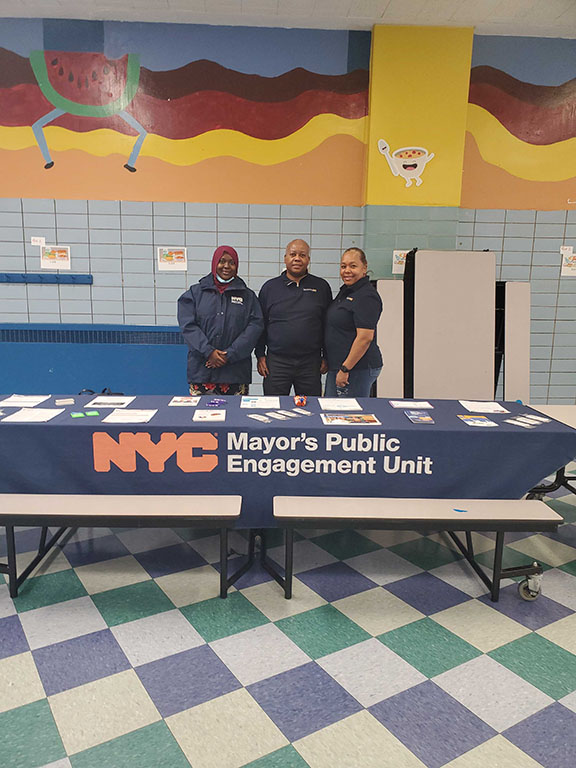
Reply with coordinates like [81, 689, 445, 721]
[255, 239, 332, 395]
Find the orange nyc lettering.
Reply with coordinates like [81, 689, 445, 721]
[93, 432, 218, 473]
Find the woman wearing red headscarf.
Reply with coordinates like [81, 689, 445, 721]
[178, 246, 263, 395]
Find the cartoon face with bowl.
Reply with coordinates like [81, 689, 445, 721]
[378, 139, 434, 187]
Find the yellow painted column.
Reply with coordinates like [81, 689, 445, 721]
[365, 25, 474, 207]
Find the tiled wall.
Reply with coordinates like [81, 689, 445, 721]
[1, 198, 575, 403]
[0, 199, 364, 326]
[365, 205, 576, 405]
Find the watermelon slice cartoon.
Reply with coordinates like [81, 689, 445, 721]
[29, 50, 146, 171]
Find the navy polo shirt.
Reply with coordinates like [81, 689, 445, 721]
[255, 271, 332, 358]
[325, 276, 383, 370]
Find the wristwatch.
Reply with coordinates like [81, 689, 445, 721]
[339, 364, 350, 373]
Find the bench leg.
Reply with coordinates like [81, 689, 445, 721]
[6, 526, 18, 598]
[220, 527, 229, 599]
[284, 528, 294, 599]
[491, 531, 505, 602]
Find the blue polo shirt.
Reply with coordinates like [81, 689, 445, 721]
[255, 271, 332, 358]
[325, 276, 383, 370]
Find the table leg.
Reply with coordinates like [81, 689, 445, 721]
[5, 526, 18, 598]
[491, 531, 505, 602]
[220, 527, 228, 599]
[285, 528, 294, 600]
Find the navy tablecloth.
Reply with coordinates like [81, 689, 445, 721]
[1, 396, 575, 527]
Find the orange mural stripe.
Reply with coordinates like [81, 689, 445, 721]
[461, 132, 576, 211]
[0, 134, 366, 206]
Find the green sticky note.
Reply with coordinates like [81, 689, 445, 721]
[71, 412, 85, 418]
[85, 411, 100, 416]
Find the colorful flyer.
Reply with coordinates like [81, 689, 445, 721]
[405, 410, 435, 424]
[41, 245, 71, 270]
[561, 246, 576, 277]
[157, 247, 187, 271]
[392, 250, 408, 275]
[457, 414, 499, 427]
[320, 413, 381, 426]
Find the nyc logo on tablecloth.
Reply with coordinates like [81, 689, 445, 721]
[92, 432, 218, 472]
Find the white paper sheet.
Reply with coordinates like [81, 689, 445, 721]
[168, 396, 200, 406]
[389, 400, 433, 409]
[318, 398, 361, 411]
[102, 409, 157, 424]
[0, 394, 51, 407]
[2, 408, 64, 423]
[240, 396, 281, 409]
[85, 396, 136, 408]
[193, 409, 226, 422]
[458, 401, 509, 414]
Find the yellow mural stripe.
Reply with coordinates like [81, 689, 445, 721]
[0, 114, 367, 166]
[467, 104, 576, 182]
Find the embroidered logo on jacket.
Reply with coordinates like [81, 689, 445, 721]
[231, 296, 244, 304]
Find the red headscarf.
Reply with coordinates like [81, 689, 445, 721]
[212, 245, 239, 293]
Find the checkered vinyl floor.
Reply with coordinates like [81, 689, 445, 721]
[2, 476, 576, 768]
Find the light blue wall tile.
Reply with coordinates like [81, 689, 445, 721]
[186, 231, 218, 247]
[249, 234, 280, 251]
[248, 247, 280, 262]
[458, 209, 475, 222]
[312, 263, 338, 279]
[0, 212, 23, 228]
[343, 206, 363, 220]
[456, 237, 473, 249]
[531, 279, 559, 292]
[502, 252, 531, 265]
[249, 218, 280, 234]
[90, 245, 122, 259]
[90, 229, 121, 245]
[93, 273, 123, 287]
[60, 314, 93, 323]
[535, 223, 565, 238]
[0, 284, 26, 298]
[218, 203, 248, 218]
[89, 200, 120, 214]
[154, 215, 185, 231]
[0, 199, 22, 212]
[56, 200, 87, 214]
[123, 259, 153, 274]
[153, 202, 184, 216]
[90, 258, 122, 272]
[311, 250, 339, 264]
[154, 231, 185, 246]
[567, 210, 576, 223]
[56, 213, 88, 229]
[156, 288, 184, 302]
[28, 313, 61, 322]
[312, 206, 342, 220]
[280, 221, 311, 238]
[536, 211, 566, 225]
[0, 242, 24, 256]
[342, 221, 363, 236]
[121, 215, 152, 230]
[312, 220, 342, 235]
[565, 224, 576, 238]
[472, 236, 503, 251]
[92, 314, 123, 323]
[554, 321, 576, 333]
[22, 199, 54, 213]
[310, 234, 341, 249]
[502, 237, 533, 252]
[89, 214, 121, 230]
[531, 307, 555, 320]
[531, 320, 556, 333]
[531, 360, 552, 372]
[553, 346, 576, 359]
[428, 236, 457, 250]
[532, 266, 560, 279]
[534, 238, 564, 252]
[23, 212, 55, 229]
[474, 222, 505, 238]
[122, 229, 154, 245]
[0, 299, 28, 313]
[58, 228, 89, 243]
[124, 301, 155, 314]
[216, 233, 249, 248]
[429, 207, 458, 221]
[250, 204, 280, 218]
[122, 274, 152, 287]
[533, 252, 562, 266]
[396, 220, 429, 236]
[281, 205, 311, 219]
[60, 300, 90, 314]
[185, 203, 216, 217]
[186, 217, 217, 231]
[0, 257, 25, 271]
[249, 262, 281, 277]
[475, 209, 505, 222]
[531, 372, 551, 385]
[557, 306, 576, 320]
[505, 210, 536, 223]
[457, 222, 474, 236]
[24, 228, 56, 243]
[124, 287, 155, 301]
[501, 266, 531, 280]
[156, 274, 187, 289]
[503, 223, 534, 238]
[217, 218, 248, 233]
[531, 293, 557, 306]
[27, 300, 61, 314]
[92, 301, 124, 314]
[122, 245, 154, 259]
[122, 201, 153, 215]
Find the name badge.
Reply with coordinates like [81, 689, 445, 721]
[303, 288, 317, 292]
[346, 297, 354, 301]
[231, 296, 244, 304]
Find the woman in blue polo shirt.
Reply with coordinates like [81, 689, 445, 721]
[177, 246, 263, 395]
[324, 247, 383, 397]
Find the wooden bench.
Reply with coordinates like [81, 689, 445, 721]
[273, 497, 563, 602]
[0, 494, 241, 600]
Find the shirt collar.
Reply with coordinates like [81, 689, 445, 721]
[340, 275, 370, 294]
[282, 269, 311, 286]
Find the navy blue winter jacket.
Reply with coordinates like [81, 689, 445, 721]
[178, 274, 263, 384]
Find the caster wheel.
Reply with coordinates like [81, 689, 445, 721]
[526, 492, 544, 501]
[518, 579, 539, 601]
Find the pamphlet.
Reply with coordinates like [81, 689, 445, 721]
[0, 394, 51, 407]
[405, 410, 435, 424]
[241, 396, 281, 409]
[247, 414, 272, 423]
[168, 396, 200, 406]
[389, 400, 433, 409]
[457, 414, 499, 427]
[102, 409, 157, 424]
[459, 401, 509, 414]
[85, 396, 136, 409]
[2, 408, 64, 423]
[521, 413, 550, 423]
[55, 398, 75, 406]
[318, 398, 361, 411]
[293, 407, 312, 415]
[504, 419, 536, 429]
[276, 410, 301, 418]
[193, 409, 226, 422]
[320, 413, 381, 426]
[265, 411, 290, 420]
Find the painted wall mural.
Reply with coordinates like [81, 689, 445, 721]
[0, 19, 370, 204]
[461, 36, 576, 210]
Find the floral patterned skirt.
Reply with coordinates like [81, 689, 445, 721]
[188, 383, 249, 396]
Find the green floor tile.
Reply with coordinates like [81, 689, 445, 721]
[389, 537, 462, 570]
[0, 699, 66, 768]
[244, 745, 310, 768]
[275, 604, 370, 659]
[15, 568, 87, 613]
[91, 580, 174, 626]
[311, 530, 382, 560]
[475, 546, 553, 573]
[559, 559, 576, 577]
[180, 591, 269, 641]
[489, 633, 576, 699]
[0, 572, 5, 585]
[378, 617, 481, 677]
[70, 721, 189, 768]
[545, 499, 576, 523]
